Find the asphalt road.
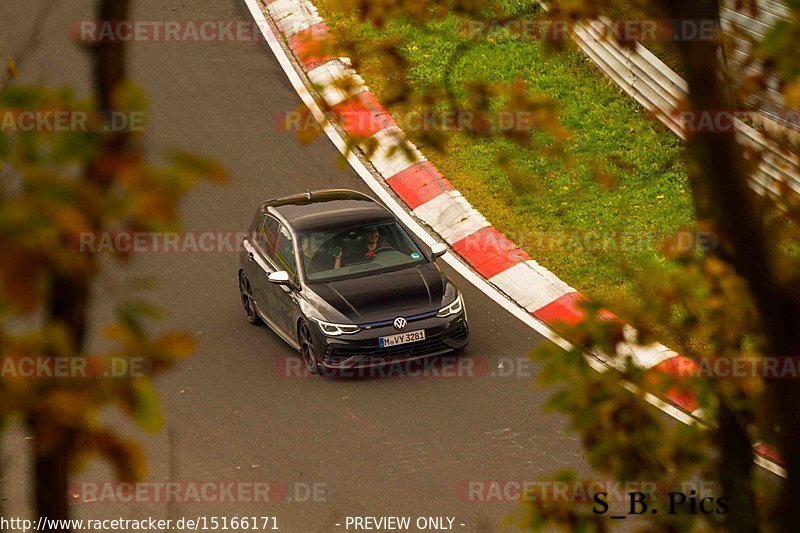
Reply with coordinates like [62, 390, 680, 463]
[0, 1, 599, 530]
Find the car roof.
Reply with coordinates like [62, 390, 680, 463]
[263, 189, 396, 233]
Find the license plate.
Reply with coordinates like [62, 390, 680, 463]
[379, 329, 426, 348]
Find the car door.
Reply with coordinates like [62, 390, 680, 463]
[244, 214, 280, 323]
[264, 222, 300, 336]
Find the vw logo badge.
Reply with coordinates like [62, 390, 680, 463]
[393, 317, 407, 331]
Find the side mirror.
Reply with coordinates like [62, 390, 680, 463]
[268, 271, 292, 286]
[430, 242, 448, 259]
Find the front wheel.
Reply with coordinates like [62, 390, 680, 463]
[239, 273, 262, 325]
[298, 319, 321, 375]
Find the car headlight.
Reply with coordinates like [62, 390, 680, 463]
[436, 292, 464, 318]
[315, 319, 361, 336]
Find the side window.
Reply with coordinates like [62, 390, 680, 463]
[254, 216, 280, 254]
[272, 224, 298, 277]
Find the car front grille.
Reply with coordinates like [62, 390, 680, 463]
[357, 309, 439, 329]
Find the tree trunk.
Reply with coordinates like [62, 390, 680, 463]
[29, 422, 76, 531]
[92, 0, 130, 110]
[29, 273, 89, 530]
[31, 1, 130, 530]
[719, 402, 757, 533]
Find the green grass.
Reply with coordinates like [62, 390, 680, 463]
[315, 1, 695, 314]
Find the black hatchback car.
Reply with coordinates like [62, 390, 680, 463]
[238, 189, 469, 374]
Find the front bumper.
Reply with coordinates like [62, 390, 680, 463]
[313, 313, 469, 370]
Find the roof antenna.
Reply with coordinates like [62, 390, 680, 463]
[305, 188, 312, 199]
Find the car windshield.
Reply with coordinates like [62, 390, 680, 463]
[300, 221, 427, 282]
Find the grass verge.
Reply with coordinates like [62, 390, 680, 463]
[314, 0, 695, 319]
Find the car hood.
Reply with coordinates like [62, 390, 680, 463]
[308, 263, 446, 323]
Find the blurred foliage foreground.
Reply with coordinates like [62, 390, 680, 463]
[0, 15, 227, 523]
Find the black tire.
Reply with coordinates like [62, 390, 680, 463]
[239, 273, 262, 325]
[298, 319, 322, 374]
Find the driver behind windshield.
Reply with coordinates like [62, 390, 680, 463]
[333, 226, 383, 268]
